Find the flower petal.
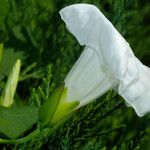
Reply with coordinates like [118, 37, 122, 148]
[65, 46, 113, 105]
[59, 4, 134, 79]
[119, 58, 150, 117]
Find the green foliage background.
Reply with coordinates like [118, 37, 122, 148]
[0, 0, 150, 149]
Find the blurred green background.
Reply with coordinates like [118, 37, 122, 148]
[0, 0, 150, 149]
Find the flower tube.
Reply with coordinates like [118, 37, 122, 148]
[60, 4, 150, 117]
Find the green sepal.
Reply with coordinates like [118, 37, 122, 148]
[50, 87, 79, 126]
[0, 59, 21, 107]
[38, 84, 64, 126]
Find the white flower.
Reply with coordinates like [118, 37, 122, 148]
[59, 4, 150, 117]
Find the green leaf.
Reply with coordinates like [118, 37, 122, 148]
[39, 84, 64, 126]
[0, 59, 21, 107]
[0, 105, 38, 139]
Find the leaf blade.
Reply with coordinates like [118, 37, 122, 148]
[0, 105, 39, 139]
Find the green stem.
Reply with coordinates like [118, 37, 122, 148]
[0, 128, 40, 144]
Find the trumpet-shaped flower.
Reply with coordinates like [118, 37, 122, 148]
[59, 4, 150, 117]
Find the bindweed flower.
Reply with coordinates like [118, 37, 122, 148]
[59, 4, 150, 117]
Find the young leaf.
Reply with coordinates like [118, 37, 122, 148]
[0, 105, 38, 139]
[38, 84, 64, 126]
[0, 59, 21, 107]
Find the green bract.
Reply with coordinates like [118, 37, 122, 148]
[39, 84, 64, 126]
[39, 84, 79, 126]
[50, 87, 79, 125]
